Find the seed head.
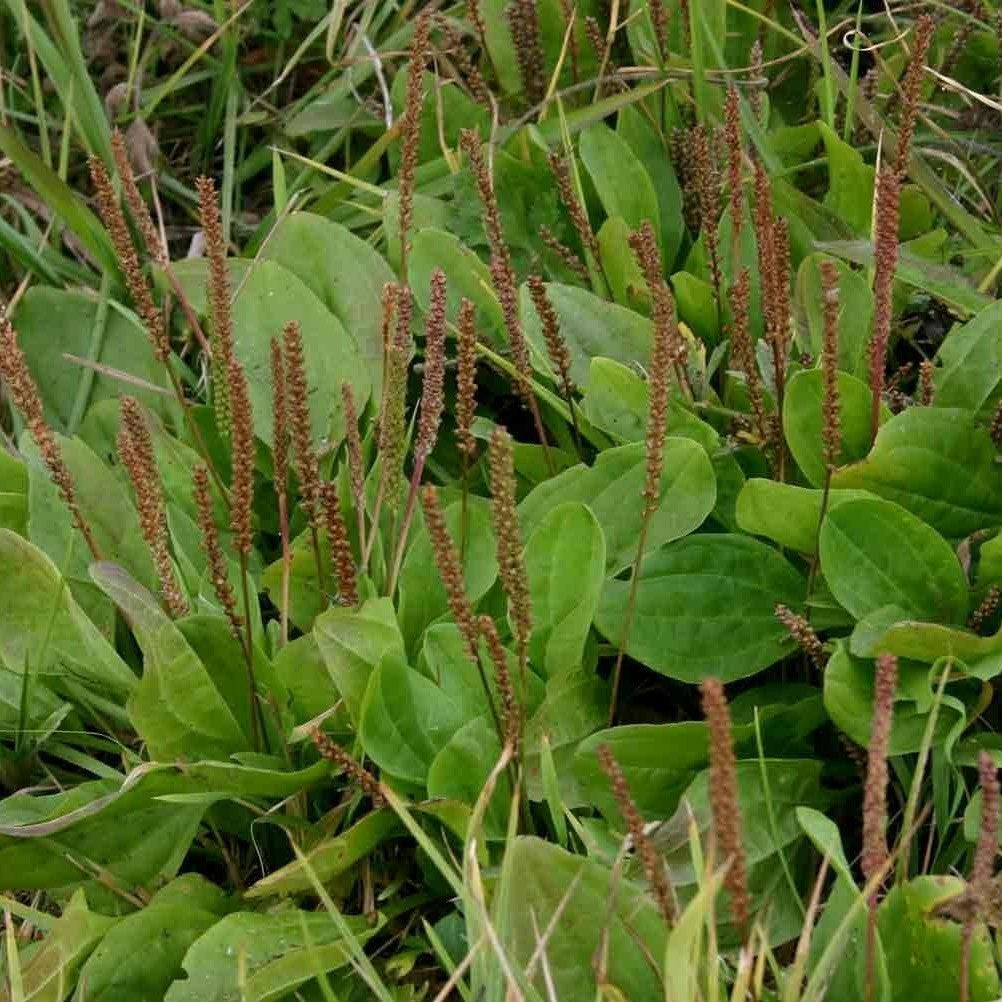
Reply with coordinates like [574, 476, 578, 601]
[0, 312, 100, 559]
[690, 124, 722, 304]
[378, 285, 412, 510]
[319, 482, 358, 607]
[416, 269, 447, 461]
[312, 728, 384, 806]
[478, 615, 520, 751]
[548, 150, 600, 261]
[527, 275, 574, 399]
[597, 744, 676, 925]
[895, 15, 935, 179]
[226, 357, 255, 558]
[398, 12, 432, 278]
[969, 586, 1001, 635]
[420, 485, 480, 660]
[539, 225, 590, 281]
[118, 396, 188, 618]
[727, 268, 769, 446]
[193, 463, 241, 636]
[507, 0, 546, 105]
[724, 86, 744, 236]
[455, 298, 479, 459]
[700, 678, 749, 939]
[488, 427, 532, 673]
[862, 652, 898, 888]
[775, 603, 825, 667]
[196, 176, 235, 433]
[283, 320, 320, 523]
[918, 359, 935, 406]
[111, 128, 166, 267]
[868, 168, 902, 442]
[89, 154, 169, 362]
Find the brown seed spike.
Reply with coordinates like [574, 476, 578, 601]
[862, 652, 898, 888]
[193, 463, 242, 636]
[226, 357, 255, 558]
[548, 151, 600, 262]
[819, 260, 842, 471]
[420, 485, 480, 660]
[700, 678, 749, 940]
[690, 124, 722, 307]
[118, 396, 188, 618]
[478, 615, 520, 751]
[507, 0, 546, 105]
[378, 284, 412, 511]
[88, 155, 170, 362]
[319, 482, 358, 607]
[283, 320, 320, 523]
[455, 298, 479, 459]
[775, 603, 825, 668]
[312, 728, 384, 806]
[398, 12, 432, 280]
[111, 129, 166, 268]
[341, 383, 365, 510]
[727, 267, 769, 447]
[527, 275, 574, 401]
[196, 176, 235, 433]
[597, 744, 676, 925]
[0, 311, 101, 560]
[724, 86, 744, 237]
[868, 168, 901, 444]
[416, 269, 447, 461]
[488, 427, 532, 673]
[895, 14, 936, 179]
[918, 359, 935, 406]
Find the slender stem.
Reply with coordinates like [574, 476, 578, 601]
[386, 453, 426, 597]
[607, 515, 653, 726]
[277, 490, 291, 648]
[165, 364, 229, 504]
[459, 454, 471, 561]
[362, 477, 385, 569]
[526, 390, 555, 476]
[309, 522, 328, 602]
[560, 378, 583, 459]
[805, 466, 832, 607]
[353, 484, 368, 565]
[238, 553, 262, 753]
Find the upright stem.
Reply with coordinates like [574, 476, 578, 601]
[277, 491, 291, 648]
[607, 515, 652, 726]
[309, 522, 327, 602]
[238, 554, 262, 752]
[387, 454, 426, 597]
[165, 364, 229, 505]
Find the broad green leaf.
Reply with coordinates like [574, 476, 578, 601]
[164, 910, 376, 1002]
[246, 811, 401, 898]
[848, 609, 1002, 667]
[24, 431, 160, 628]
[653, 759, 829, 884]
[672, 270, 720, 345]
[12, 289, 171, 432]
[581, 357, 719, 452]
[409, 228, 503, 338]
[0, 890, 115, 1002]
[597, 216, 647, 308]
[877, 877, 1000, 1002]
[522, 503, 605, 677]
[824, 643, 966, 755]
[91, 564, 248, 760]
[819, 121, 874, 233]
[75, 877, 228, 1002]
[496, 836, 667, 999]
[358, 654, 467, 785]
[427, 717, 511, 838]
[0, 447, 27, 536]
[520, 440, 716, 575]
[831, 407, 1002, 537]
[783, 368, 886, 487]
[579, 123, 660, 239]
[617, 104, 685, 267]
[259, 213, 394, 396]
[932, 299, 1002, 413]
[595, 535, 805, 682]
[0, 770, 204, 901]
[383, 191, 450, 271]
[521, 282, 653, 389]
[819, 497, 968, 624]
[397, 496, 497, 656]
[795, 252, 873, 377]
[0, 531, 134, 700]
[575, 722, 711, 821]
[313, 597, 405, 726]
[735, 478, 875, 553]
[231, 259, 369, 449]
[271, 632, 338, 724]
